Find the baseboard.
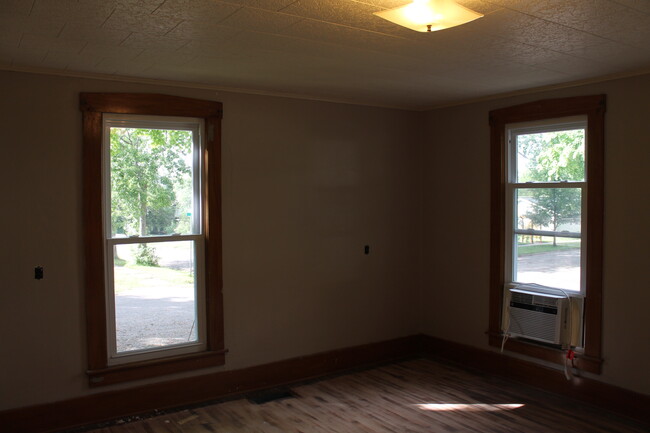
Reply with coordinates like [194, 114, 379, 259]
[419, 335, 650, 425]
[0, 336, 421, 433]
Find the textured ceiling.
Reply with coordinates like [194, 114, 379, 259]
[1, 0, 649, 109]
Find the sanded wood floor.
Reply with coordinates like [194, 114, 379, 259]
[84, 359, 647, 433]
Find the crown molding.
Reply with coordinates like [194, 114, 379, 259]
[422, 67, 650, 111]
[2, 63, 649, 113]
[0, 64, 416, 111]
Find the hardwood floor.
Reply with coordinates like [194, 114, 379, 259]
[83, 359, 647, 433]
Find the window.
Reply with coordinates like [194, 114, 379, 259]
[104, 115, 206, 364]
[506, 118, 586, 293]
[489, 95, 605, 374]
[81, 94, 225, 386]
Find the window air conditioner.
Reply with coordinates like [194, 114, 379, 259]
[502, 284, 582, 347]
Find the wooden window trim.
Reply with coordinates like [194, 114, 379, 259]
[488, 95, 605, 374]
[80, 93, 225, 387]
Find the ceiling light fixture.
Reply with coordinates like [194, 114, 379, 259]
[374, 0, 483, 32]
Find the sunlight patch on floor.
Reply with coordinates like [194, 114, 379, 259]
[415, 403, 525, 411]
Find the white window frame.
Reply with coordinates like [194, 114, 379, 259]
[505, 116, 588, 294]
[102, 114, 207, 365]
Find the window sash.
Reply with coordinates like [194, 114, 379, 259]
[105, 236, 207, 365]
[507, 118, 588, 184]
[102, 115, 204, 239]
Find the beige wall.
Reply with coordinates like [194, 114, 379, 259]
[0, 70, 422, 410]
[1, 68, 648, 412]
[421, 73, 650, 395]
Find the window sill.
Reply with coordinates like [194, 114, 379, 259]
[87, 349, 227, 387]
[488, 332, 602, 374]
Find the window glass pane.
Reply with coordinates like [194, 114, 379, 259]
[113, 241, 198, 354]
[109, 127, 196, 237]
[516, 129, 585, 183]
[515, 236, 581, 291]
[516, 188, 581, 234]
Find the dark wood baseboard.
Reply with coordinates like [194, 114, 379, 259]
[419, 335, 650, 425]
[2, 334, 648, 432]
[0, 336, 420, 433]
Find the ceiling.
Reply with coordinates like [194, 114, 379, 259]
[1, 0, 649, 109]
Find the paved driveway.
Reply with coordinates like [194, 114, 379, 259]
[516, 248, 580, 291]
[115, 286, 197, 353]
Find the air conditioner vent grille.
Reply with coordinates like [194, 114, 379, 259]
[510, 307, 558, 342]
[511, 292, 532, 304]
[533, 295, 558, 308]
[511, 291, 559, 308]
